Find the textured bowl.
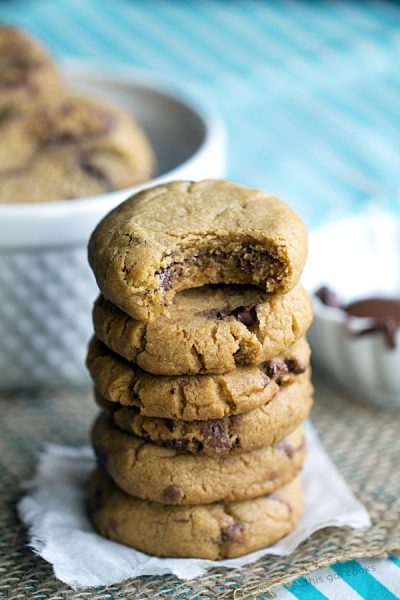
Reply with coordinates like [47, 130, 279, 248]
[303, 212, 400, 410]
[0, 62, 227, 389]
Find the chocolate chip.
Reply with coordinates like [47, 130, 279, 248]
[199, 420, 231, 451]
[161, 485, 183, 503]
[156, 263, 184, 290]
[261, 358, 305, 378]
[170, 388, 176, 395]
[166, 419, 176, 433]
[220, 522, 245, 544]
[284, 359, 306, 375]
[231, 303, 258, 327]
[260, 360, 288, 379]
[230, 414, 242, 430]
[277, 440, 294, 459]
[196, 303, 258, 328]
[164, 439, 189, 452]
[79, 152, 114, 192]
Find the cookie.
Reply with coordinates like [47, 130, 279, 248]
[93, 283, 312, 375]
[87, 336, 311, 420]
[88, 469, 303, 559]
[0, 93, 154, 203]
[96, 373, 313, 455]
[88, 180, 308, 320]
[92, 414, 305, 505]
[0, 25, 60, 114]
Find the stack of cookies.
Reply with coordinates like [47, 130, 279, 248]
[86, 180, 313, 560]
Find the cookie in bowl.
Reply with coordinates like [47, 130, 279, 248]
[0, 92, 155, 203]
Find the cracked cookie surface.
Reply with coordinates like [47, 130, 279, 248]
[88, 469, 303, 559]
[92, 414, 305, 505]
[97, 373, 313, 455]
[87, 337, 311, 420]
[93, 283, 312, 375]
[88, 180, 308, 320]
[0, 92, 154, 203]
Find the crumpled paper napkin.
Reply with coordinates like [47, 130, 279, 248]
[18, 422, 370, 589]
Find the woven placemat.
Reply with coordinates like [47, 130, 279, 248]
[0, 374, 399, 599]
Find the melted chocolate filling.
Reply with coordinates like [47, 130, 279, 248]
[316, 285, 400, 349]
[156, 247, 281, 292]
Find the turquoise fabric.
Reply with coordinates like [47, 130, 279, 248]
[1, 0, 400, 228]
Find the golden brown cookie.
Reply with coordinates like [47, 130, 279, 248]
[96, 373, 313, 455]
[88, 469, 303, 559]
[87, 337, 311, 420]
[0, 92, 154, 203]
[92, 414, 305, 505]
[0, 25, 61, 114]
[92, 283, 312, 375]
[88, 180, 308, 320]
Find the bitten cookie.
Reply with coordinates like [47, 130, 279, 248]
[87, 337, 311, 420]
[93, 283, 312, 375]
[0, 93, 154, 203]
[88, 180, 308, 320]
[0, 25, 61, 113]
[97, 374, 313, 455]
[92, 414, 305, 505]
[88, 469, 303, 559]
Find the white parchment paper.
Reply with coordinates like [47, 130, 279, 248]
[18, 422, 370, 589]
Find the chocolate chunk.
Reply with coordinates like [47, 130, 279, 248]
[261, 358, 305, 379]
[196, 302, 258, 327]
[166, 419, 176, 433]
[260, 360, 288, 379]
[276, 440, 294, 459]
[164, 439, 189, 452]
[156, 264, 184, 290]
[199, 420, 231, 451]
[220, 522, 245, 544]
[284, 359, 306, 375]
[79, 152, 114, 192]
[231, 303, 258, 327]
[261, 371, 271, 386]
[230, 414, 242, 431]
[161, 485, 183, 503]
[29, 101, 115, 146]
[277, 438, 305, 459]
[170, 388, 176, 395]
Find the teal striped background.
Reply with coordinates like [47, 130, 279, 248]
[1, 0, 400, 229]
[1, 1, 399, 597]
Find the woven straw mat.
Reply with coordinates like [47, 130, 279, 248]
[0, 373, 399, 599]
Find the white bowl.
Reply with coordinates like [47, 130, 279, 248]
[0, 62, 227, 389]
[303, 212, 400, 410]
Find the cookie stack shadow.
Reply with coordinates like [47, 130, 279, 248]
[86, 180, 313, 560]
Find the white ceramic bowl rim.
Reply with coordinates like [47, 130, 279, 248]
[0, 61, 227, 248]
